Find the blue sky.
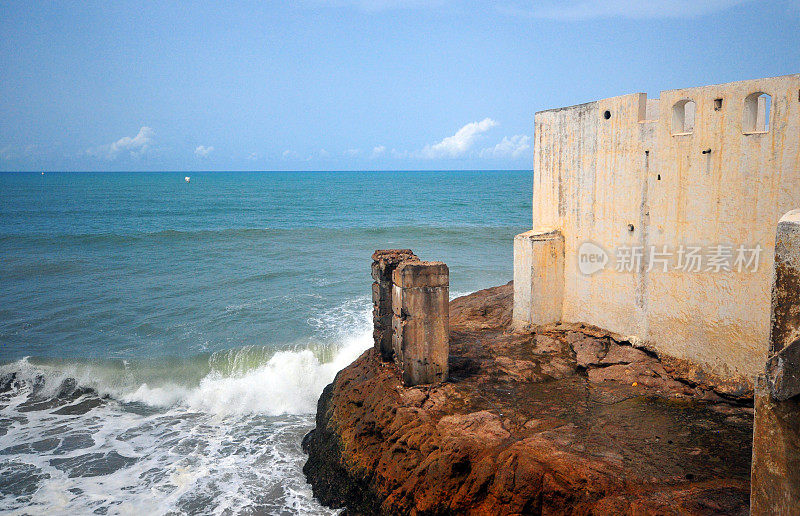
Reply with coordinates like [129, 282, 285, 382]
[0, 0, 798, 172]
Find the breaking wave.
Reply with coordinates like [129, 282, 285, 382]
[1, 298, 371, 417]
[0, 298, 372, 514]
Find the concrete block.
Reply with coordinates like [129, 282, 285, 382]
[372, 249, 416, 269]
[768, 210, 800, 357]
[512, 229, 565, 329]
[765, 210, 800, 401]
[750, 209, 800, 514]
[392, 261, 449, 288]
[372, 249, 417, 361]
[766, 338, 800, 402]
[750, 376, 800, 515]
[391, 261, 449, 386]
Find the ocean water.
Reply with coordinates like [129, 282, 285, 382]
[0, 171, 530, 514]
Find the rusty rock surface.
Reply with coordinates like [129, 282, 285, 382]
[303, 282, 754, 515]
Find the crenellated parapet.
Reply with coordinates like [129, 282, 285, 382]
[517, 73, 800, 381]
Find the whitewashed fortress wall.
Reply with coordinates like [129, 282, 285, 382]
[514, 74, 800, 381]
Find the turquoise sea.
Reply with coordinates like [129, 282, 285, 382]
[0, 171, 529, 514]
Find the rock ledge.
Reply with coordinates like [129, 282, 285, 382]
[303, 283, 753, 515]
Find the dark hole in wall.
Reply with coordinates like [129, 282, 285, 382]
[657, 174, 661, 180]
[603, 110, 611, 120]
[714, 98, 723, 110]
[627, 224, 635, 232]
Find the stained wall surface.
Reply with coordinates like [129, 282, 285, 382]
[523, 74, 800, 379]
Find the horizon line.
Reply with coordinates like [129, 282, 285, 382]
[0, 169, 532, 174]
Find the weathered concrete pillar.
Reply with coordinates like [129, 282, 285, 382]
[751, 209, 800, 515]
[372, 249, 418, 361]
[512, 229, 565, 329]
[391, 261, 449, 386]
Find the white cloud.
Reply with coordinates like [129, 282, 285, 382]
[418, 118, 498, 159]
[503, 0, 750, 20]
[87, 127, 154, 160]
[371, 145, 386, 158]
[344, 148, 362, 157]
[0, 144, 41, 162]
[282, 149, 300, 160]
[247, 152, 259, 161]
[479, 134, 531, 159]
[195, 145, 214, 157]
[318, 148, 331, 158]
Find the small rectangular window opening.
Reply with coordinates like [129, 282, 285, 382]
[714, 98, 723, 111]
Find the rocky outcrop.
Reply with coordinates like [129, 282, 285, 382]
[303, 283, 754, 515]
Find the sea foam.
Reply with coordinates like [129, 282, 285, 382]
[2, 298, 372, 417]
[0, 298, 372, 514]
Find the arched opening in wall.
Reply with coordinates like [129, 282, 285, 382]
[743, 92, 772, 133]
[671, 99, 695, 135]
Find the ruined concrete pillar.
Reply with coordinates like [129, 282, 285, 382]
[391, 261, 449, 386]
[512, 229, 564, 329]
[372, 249, 418, 361]
[751, 209, 800, 515]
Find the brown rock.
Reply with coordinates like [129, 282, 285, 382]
[303, 285, 754, 515]
[571, 335, 607, 367]
[449, 281, 513, 331]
